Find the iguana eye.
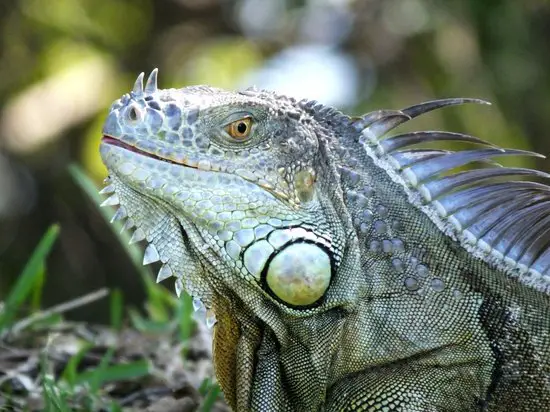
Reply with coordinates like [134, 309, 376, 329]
[225, 117, 252, 140]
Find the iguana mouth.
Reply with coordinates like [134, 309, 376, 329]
[102, 135, 291, 203]
[101, 135, 197, 169]
[101, 133, 287, 249]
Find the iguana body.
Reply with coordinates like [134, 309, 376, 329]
[99, 70, 550, 411]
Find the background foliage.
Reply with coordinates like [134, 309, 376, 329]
[1, 0, 550, 321]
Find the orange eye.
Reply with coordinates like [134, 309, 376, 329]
[225, 117, 252, 140]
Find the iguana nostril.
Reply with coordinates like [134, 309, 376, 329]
[127, 106, 140, 122]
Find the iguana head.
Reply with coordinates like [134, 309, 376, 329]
[100, 70, 353, 321]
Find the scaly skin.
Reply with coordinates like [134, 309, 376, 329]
[100, 70, 550, 411]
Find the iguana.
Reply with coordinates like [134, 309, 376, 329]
[98, 69, 550, 411]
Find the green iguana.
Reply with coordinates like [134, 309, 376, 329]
[99, 69, 550, 411]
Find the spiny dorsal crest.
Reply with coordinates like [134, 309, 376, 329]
[355, 98, 550, 292]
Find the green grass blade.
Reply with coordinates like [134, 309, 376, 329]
[142, 275, 172, 322]
[88, 347, 115, 393]
[110, 289, 123, 331]
[75, 358, 151, 387]
[177, 292, 194, 343]
[67, 164, 150, 279]
[43, 377, 71, 412]
[108, 402, 123, 412]
[0, 224, 60, 332]
[128, 308, 172, 333]
[61, 342, 94, 386]
[30, 264, 45, 312]
[68, 164, 194, 329]
[41, 353, 73, 412]
[201, 383, 221, 412]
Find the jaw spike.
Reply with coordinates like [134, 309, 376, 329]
[205, 309, 217, 329]
[99, 184, 115, 195]
[144, 68, 158, 95]
[100, 194, 120, 207]
[143, 243, 160, 265]
[175, 278, 184, 298]
[110, 207, 127, 223]
[132, 72, 145, 96]
[121, 218, 134, 233]
[156, 264, 173, 283]
[192, 297, 204, 312]
[129, 227, 146, 244]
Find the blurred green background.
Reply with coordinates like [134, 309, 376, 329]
[1, 0, 550, 322]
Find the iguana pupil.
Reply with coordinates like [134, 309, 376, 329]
[237, 122, 247, 133]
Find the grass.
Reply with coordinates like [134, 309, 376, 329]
[0, 166, 223, 411]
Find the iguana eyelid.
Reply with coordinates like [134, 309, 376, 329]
[220, 111, 255, 127]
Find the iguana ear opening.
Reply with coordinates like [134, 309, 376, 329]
[294, 170, 316, 203]
[264, 242, 331, 306]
